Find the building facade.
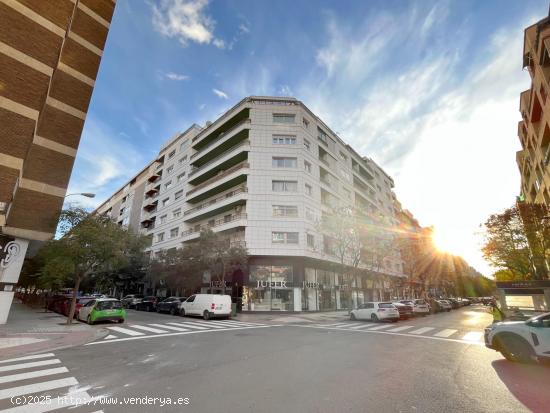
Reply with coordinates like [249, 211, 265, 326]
[97, 96, 406, 312]
[517, 11, 550, 204]
[0, 0, 116, 323]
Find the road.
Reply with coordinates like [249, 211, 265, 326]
[0, 305, 549, 413]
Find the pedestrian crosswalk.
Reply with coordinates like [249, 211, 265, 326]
[0, 353, 101, 412]
[91, 319, 268, 343]
[306, 322, 484, 343]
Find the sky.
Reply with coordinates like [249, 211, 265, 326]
[67, 0, 549, 276]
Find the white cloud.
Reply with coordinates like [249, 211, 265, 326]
[239, 23, 250, 34]
[212, 88, 228, 99]
[164, 71, 189, 81]
[151, 0, 225, 47]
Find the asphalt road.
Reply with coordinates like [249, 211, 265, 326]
[1, 306, 549, 413]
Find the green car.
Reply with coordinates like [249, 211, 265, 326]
[77, 298, 126, 325]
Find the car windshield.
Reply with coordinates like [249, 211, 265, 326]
[379, 303, 394, 308]
[96, 301, 122, 310]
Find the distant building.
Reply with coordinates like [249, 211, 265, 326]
[0, 0, 116, 323]
[97, 96, 406, 312]
[517, 10, 550, 204]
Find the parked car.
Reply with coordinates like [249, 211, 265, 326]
[447, 298, 461, 309]
[78, 298, 126, 325]
[438, 300, 452, 312]
[121, 294, 144, 309]
[135, 296, 160, 312]
[392, 302, 413, 319]
[64, 296, 96, 318]
[485, 312, 550, 364]
[350, 302, 400, 322]
[156, 297, 186, 315]
[461, 298, 471, 306]
[400, 299, 430, 316]
[179, 294, 232, 320]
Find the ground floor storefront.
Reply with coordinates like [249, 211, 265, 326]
[201, 256, 406, 312]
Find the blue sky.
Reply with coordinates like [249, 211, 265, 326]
[68, 0, 548, 275]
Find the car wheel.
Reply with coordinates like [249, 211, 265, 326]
[391, 319, 398, 323]
[350, 313, 356, 321]
[170, 307, 177, 316]
[87, 315, 94, 326]
[371, 314, 378, 322]
[156, 307, 161, 313]
[497, 335, 535, 363]
[203, 310, 210, 320]
[117, 318, 124, 324]
[180, 308, 185, 317]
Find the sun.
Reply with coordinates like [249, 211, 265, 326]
[432, 228, 456, 254]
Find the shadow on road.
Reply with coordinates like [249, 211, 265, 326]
[492, 360, 550, 413]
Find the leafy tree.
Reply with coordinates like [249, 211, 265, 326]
[37, 207, 149, 324]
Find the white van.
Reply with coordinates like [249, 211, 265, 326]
[179, 294, 232, 320]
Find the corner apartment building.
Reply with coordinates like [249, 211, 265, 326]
[517, 11, 550, 204]
[0, 0, 116, 323]
[97, 96, 405, 312]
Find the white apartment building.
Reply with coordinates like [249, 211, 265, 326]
[97, 96, 405, 312]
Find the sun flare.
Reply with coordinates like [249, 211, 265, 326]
[432, 228, 457, 254]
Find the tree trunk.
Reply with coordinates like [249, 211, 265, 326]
[66, 275, 81, 324]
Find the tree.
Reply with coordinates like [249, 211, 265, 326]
[37, 207, 149, 324]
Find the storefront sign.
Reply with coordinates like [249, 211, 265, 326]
[209, 280, 228, 288]
[256, 280, 289, 288]
[302, 281, 320, 289]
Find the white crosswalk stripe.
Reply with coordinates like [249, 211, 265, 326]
[462, 331, 484, 342]
[0, 353, 97, 413]
[433, 329, 458, 338]
[148, 323, 188, 332]
[409, 327, 435, 335]
[129, 325, 170, 334]
[365, 324, 394, 331]
[181, 321, 227, 329]
[387, 325, 415, 332]
[107, 326, 145, 336]
[166, 322, 208, 330]
[348, 323, 376, 330]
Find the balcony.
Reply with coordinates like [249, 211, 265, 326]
[184, 186, 248, 222]
[147, 171, 162, 183]
[143, 200, 158, 212]
[520, 89, 531, 122]
[191, 119, 251, 163]
[192, 108, 250, 150]
[188, 140, 250, 184]
[140, 216, 156, 229]
[352, 161, 374, 181]
[181, 213, 248, 241]
[145, 185, 160, 199]
[186, 161, 250, 203]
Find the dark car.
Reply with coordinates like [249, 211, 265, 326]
[392, 302, 413, 319]
[428, 298, 444, 313]
[135, 296, 160, 312]
[121, 294, 144, 309]
[156, 297, 186, 315]
[447, 298, 460, 309]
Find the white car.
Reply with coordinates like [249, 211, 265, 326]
[400, 299, 430, 316]
[179, 294, 232, 320]
[438, 300, 452, 312]
[350, 302, 400, 322]
[485, 312, 550, 363]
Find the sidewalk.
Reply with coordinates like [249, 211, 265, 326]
[234, 310, 350, 324]
[0, 300, 108, 360]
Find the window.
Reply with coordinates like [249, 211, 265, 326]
[156, 232, 164, 242]
[119, 207, 125, 215]
[304, 139, 311, 151]
[180, 140, 189, 152]
[177, 172, 186, 182]
[170, 227, 179, 238]
[173, 208, 181, 218]
[339, 151, 348, 161]
[272, 232, 299, 244]
[272, 135, 296, 145]
[168, 150, 176, 159]
[164, 180, 172, 190]
[304, 161, 312, 173]
[303, 118, 310, 128]
[178, 155, 187, 165]
[272, 180, 298, 192]
[307, 234, 315, 248]
[175, 190, 183, 200]
[305, 183, 312, 196]
[160, 215, 167, 224]
[305, 207, 315, 221]
[273, 113, 295, 123]
[317, 127, 328, 144]
[272, 157, 297, 168]
[339, 169, 352, 182]
[162, 198, 170, 207]
[273, 205, 298, 217]
[166, 165, 174, 175]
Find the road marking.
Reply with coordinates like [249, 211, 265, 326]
[167, 322, 208, 330]
[106, 326, 145, 336]
[0, 367, 68, 384]
[348, 323, 376, 330]
[104, 335, 118, 340]
[365, 324, 394, 331]
[324, 323, 350, 327]
[148, 324, 188, 332]
[462, 331, 483, 342]
[182, 321, 227, 329]
[1, 390, 93, 413]
[0, 353, 56, 364]
[331, 323, 360, 328]
[214, 320, 264, 326]
[0, 359, 60, 373]
[409, 327, 435, 335]
[0, 377, 78, 400]
[387, 325, 415, 332]
[433, 329, 458, 338]
[129, 325, 169, 334]
[86, 325, 280, 345]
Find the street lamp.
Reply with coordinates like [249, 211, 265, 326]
[65, 192, 95, 198]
